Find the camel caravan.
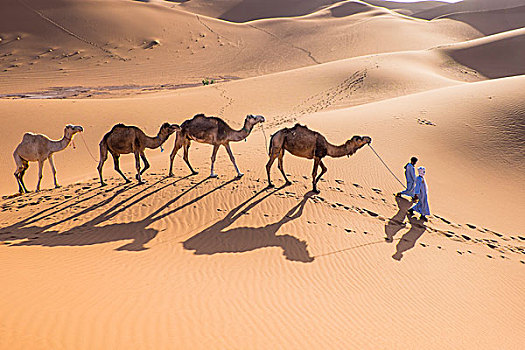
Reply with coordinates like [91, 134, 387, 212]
[12, 114, 371, 194]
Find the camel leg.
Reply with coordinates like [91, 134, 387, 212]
[13, 153, 26, 193]
[48, 155, 60, 188]
[315, 160, 327, 187]
[266, 151, 279, 188]
[139, 152, 150, 175]
[112, 153, 130, 183]
[225, 143, 243, 178]
[210, 145, 219, 178]
[311, 157, 321, 193]
[134, 152, 143, 184]
[97, 141, 109, 186]
[36, 159, 45, 192]
[169, 133, 183, 177]
[277, 150, 291, 186]
[183, 141, 198, 175]
[14, 170, 23, 194]
[19, 161, 29, 193]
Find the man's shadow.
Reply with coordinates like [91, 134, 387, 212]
[384, 196, 412, 243]
[392, 216, 427, 261]
[183, 190, 315, 263]
[385, 196, 427, 261]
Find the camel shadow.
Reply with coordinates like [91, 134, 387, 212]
[183, 190, 315, 263]
[0, 175, 234, 251]
[392, 216, 427, 261]
[384, 196, 412, 243]
[8, 220, 159, 251]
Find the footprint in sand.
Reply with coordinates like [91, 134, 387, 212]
[363, 209, 378, 217]
[417, 118, 436, 126]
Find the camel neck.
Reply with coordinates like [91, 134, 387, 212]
[326, 142, 349, 158]
[230, 120, 253, 142]
[50, 134, 72, 153]
[145, 134, 167, 149]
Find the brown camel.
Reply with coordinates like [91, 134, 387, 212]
[266, 124, 371, 193]
[13, 124, 84, 193]
[169, 113, 265, 178]
[98, 122, 180, 186]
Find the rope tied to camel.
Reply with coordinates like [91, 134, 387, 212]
[79, 133, 99, 163]
[367, 144, 405, 187]
[260, 123, 269, 155]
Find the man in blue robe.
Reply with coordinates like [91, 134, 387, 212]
[397, 156, 418, 198]
[408, 166, 430, 221]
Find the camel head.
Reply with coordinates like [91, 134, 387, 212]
[245, 114, 265, 127]
[345, 135, 372, 156]
[158, 122, 181, 138]
[64, 124, 83, 139]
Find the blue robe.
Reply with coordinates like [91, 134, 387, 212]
[400, 163, 416, 197]
[411, 176, 430, 216]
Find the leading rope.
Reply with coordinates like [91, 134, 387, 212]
[260, 123, 269, 155]
[367, 144, 405, 187]
[79, 133, 99, 163]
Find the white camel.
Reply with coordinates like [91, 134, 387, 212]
[13, 124, 84, 193]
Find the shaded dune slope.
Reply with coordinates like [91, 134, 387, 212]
[438, 28, 525, 78]
[437, 4, 525, 35]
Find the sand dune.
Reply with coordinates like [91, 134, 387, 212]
[439, 28, 525, 78]
[1, 0, 524, 349]
[177, 0, 342, 22]
[1, 75, 524, 348]
[363, 0, 450, 16]
[0, 0, 481, 94]
[413, 0, 525, 19]
[437, 4, 525, 35]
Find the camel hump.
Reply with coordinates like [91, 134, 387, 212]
[110, 123, 127, 131]
[21, 132, 47, 143]
[192, 113, 224, 126]
[22, 132, 37, 141]
[291, 123, 310, 132]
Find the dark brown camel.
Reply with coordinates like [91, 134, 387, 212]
[169, 113, 265, 178]
[266, 124, 371, 193]
[98, 122, 180, 186]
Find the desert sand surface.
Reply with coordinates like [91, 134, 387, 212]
[1, 1, 524, 349]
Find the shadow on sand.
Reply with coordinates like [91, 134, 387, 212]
[183, 188, 315, 263]
[384, 196, 412, 243]
[386, 197, 427, 261]
[392, 216, 427, 261]
[0, 175, 240, 251]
